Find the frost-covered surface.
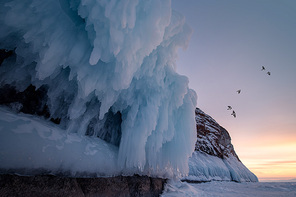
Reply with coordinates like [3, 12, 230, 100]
[223, 155, 258, 182]
[185, 108, 258, 182]
[186, 152, 231, 182]
[194, 108, 238, 159]
[162, 180, 296, 197]
[185, 152, 258, 183]
[0, 0, 196, 178]
[0, 107, 119, 177]
[184, 151, 258, 182]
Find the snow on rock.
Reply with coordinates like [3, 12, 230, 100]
[0, 0, 196, 178]
[185, 108, 258, 182]
[194, 108, 238, 159]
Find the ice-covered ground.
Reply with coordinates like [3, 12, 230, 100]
[0, 107, 120, 177]
[162, 180, 296, 197]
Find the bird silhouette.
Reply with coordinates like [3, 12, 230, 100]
[227, 106, 232, 110]
[267, 71, 271, 75]
[261, 66, 265, 71]
[231, 110, 236, 118]
[237, 89, 241, 94]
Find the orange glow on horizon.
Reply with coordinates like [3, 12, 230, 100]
[232, 131, 296, 182]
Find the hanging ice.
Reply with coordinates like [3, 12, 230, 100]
[0, 0, 197, 177]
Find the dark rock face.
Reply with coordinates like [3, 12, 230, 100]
[86, 109, 122, 147]
[0, 49, 14, 66]
[195, 108, 239, 160]
[0, 84, 50, 119]
[0, 174, 166, 197]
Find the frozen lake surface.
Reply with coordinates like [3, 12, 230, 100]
[162, 180, 296, 197]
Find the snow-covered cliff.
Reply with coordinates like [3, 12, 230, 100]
[185, 108, 258, 182]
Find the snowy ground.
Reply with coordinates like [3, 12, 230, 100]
[162, 180, 296, 197]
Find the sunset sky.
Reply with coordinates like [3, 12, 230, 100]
[172, 0, 296, 181]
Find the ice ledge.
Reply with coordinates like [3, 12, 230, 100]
[185, 152, 258, 183]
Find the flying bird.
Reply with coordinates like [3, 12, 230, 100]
[267, 71, 271, 75]
[237, 89, 241, 94]
[227, 106, 232, 110]
[231, 110, 236, 118]
[261, 66, 265, 71]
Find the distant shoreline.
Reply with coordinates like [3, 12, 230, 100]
[259, 178, 296, 183]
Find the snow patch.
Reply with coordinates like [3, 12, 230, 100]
[0, 108, 119, 177]
[162, 181, 296, 197]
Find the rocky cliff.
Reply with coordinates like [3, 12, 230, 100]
[185, 108, 258, 183]
[194, 108, 239, 160]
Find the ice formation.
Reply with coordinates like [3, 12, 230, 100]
[187, 152, 258, 182]
[0, 107, 119, 176]
[0, 0, 197, 177]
